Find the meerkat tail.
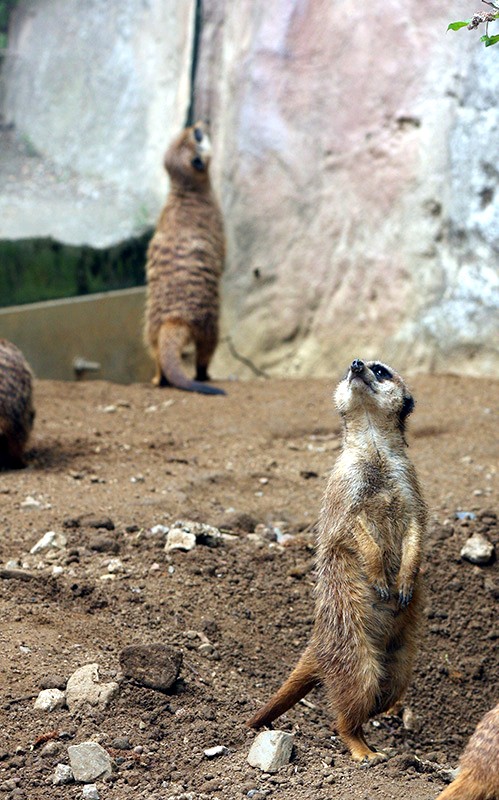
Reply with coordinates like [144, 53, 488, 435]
[435, 771, 483, 800]
[247, 646, 320, 729]
[157, 321, 225, 396]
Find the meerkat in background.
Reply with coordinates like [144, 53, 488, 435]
[144, 121, 226, 396]
[248, 359, 428, 764]
[436, 701, 499, 800]
[0, 339, 35, 469]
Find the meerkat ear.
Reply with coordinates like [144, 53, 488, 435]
[399, 393, 415, 427]
[191, 156, 205, 172]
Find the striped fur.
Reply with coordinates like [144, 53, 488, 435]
[436, 702, 499, 800]
[248, 360, 428, 764]
[144, 122, 226, 396]
[0, 339, 35, 469]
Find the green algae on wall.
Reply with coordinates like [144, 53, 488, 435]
[0, 233, 152, 307]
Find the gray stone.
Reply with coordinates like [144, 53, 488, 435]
[119, 643, 182, 691]
[65, 664, 119, 712]
[53, 763, 74, 785]
[110, 737, 131, 751]
[88, 536, 120, 554]
[164, 530, 197, 552]
[34, 688, 66, 712]
[247, 730, 294, 773]
[67, 742, 113, 782]
[40, 741, 61, 757]
[461, 533, 495, 565]
[82, 784, 100, 800]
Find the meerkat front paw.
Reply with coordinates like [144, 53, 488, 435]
[397, 583, 414, 609]
[373, 582, 391, 602]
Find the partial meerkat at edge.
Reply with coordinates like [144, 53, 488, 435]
[144, 121, 226, 396]
[248, 358, 428, 764]
[435, 701, 499, 800]
[0, 339, 35, 470]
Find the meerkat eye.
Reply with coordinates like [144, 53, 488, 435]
[194, 127, 203, 142]
[371, 364, 392, 382]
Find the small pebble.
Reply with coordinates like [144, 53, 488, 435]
[82, 784, 100, 800]
[53, 763, 74, 785]
[204, 745, 229, 758]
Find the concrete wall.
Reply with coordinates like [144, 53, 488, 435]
[0, 288, 152, 384]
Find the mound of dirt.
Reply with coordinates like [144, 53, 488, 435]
[0, 374, 497, 799]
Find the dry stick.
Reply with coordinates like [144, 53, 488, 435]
[223, 335, 269, 379]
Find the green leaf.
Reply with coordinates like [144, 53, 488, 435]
[481, 33, 499, 46]
[447, 20, 470, 31]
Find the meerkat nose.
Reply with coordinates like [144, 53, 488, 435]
[351, 359, 365, 374]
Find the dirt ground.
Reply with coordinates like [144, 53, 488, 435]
[0, 371, 497, 800]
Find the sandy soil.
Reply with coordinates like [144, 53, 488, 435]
[0, 372, 497, 800]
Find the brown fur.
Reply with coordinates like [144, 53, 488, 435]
[144, 122, 226, 395]
[0, 339, 35, 469]
[248, 359, 428, 764]
[436, 702, 499, 800]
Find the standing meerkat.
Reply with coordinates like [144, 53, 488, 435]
[248, 358, 428, 764]
[435, 701, 499, 800]
[144, 121, 226, 395]
[0, 339, 35, 469]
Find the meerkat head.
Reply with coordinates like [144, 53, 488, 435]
[335, 359, 414, 439]
[163, 121, 213, 187]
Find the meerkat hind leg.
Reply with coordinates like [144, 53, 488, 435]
[195, 334, 217, 383]
[336, 717, 388, 765]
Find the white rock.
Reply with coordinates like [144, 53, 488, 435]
[21, 495, 43, 509]
[82, 784, 100, 799]
[164, 530, 196, 552]
[402, 706, 421, 733]
[247, 730, 294, 773]
[34, 688, 66, 711]
[68, 741, 113, 782]
[204, 745, 228, 758]
[150, 524, 169, 536]
[168, 520, 223, 547]
[461, 533, 495, 565]
[106, 558, 124, 573]
[30, 530, 67, 554]
[53, 763, 74, 785]
[66, 663, 119, 712]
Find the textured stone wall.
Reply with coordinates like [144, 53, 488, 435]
[196, 0, 499, 379]
[1, 0, 498, 378]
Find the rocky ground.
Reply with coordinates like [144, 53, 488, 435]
[0, 372, 497, 800]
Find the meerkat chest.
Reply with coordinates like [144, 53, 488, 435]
[343, 452, 417, 533]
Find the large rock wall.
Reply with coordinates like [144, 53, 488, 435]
[197, 0, 499, 378]
[1, 0, 498, 378]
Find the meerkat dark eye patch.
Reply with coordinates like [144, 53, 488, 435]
[371, 364, 392, 382]
[194, 127, 203, 142]
[191, 156, 205, 172]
